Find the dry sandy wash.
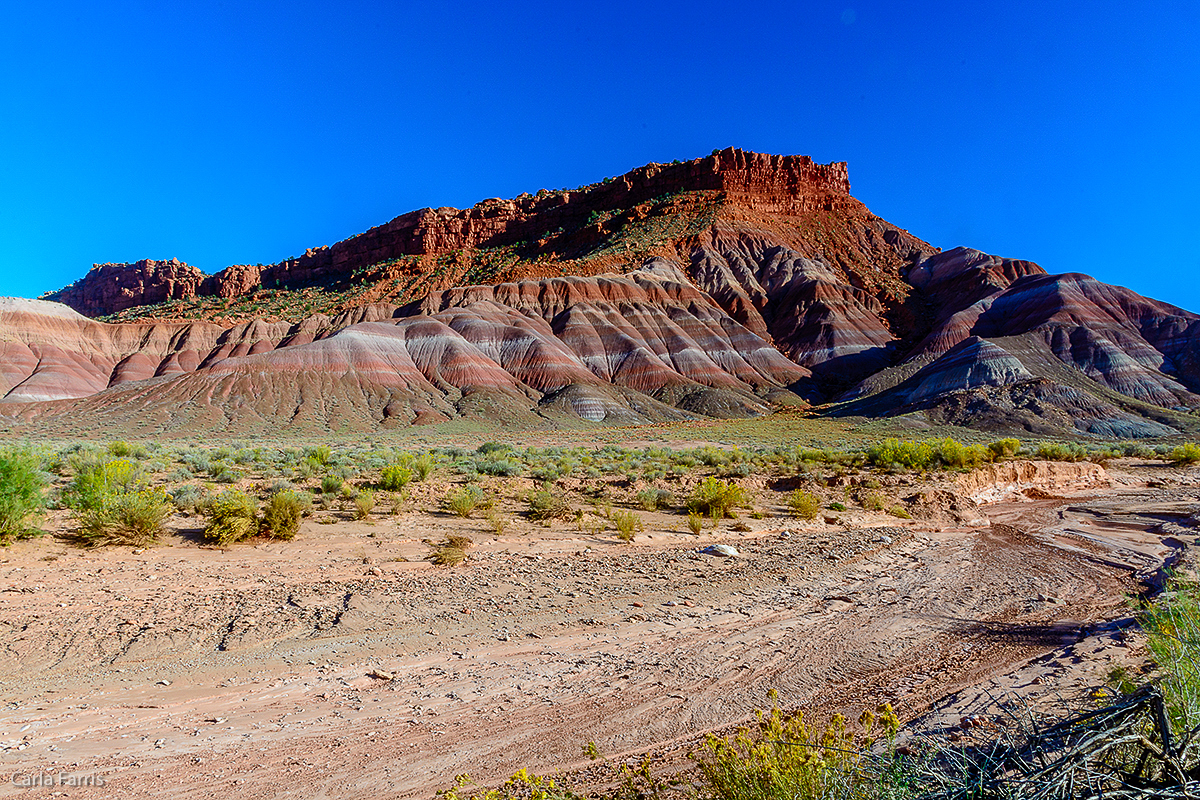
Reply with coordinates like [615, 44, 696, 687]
[1, 460, 1199, 798]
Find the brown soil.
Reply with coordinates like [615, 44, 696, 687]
[1, 461, 1198, 798]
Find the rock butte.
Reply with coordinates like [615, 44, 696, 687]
[1, 148, 1195, 437]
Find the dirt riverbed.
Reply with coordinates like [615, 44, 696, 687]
[1, 460, 1198, 798]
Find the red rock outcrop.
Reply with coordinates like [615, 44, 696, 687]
[45, 259, 206, 318]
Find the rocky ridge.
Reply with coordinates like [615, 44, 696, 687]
[14, 149, 1200, 437]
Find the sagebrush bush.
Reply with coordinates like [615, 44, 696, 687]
[635, 488, 673, 511]
[443, 485, 487, 518]
[0, 448, 45, 543]
[76, 487, 170, 547]
[260, 490, 310, 540]
[527, 485, 571, 521]
[320, 474, 344, 495]
[169, 484, 206, 513]
[688, 477, 749, 520]
[203, 489, 259, 545]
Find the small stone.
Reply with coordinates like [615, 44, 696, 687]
[368, 668, 394, 681]
[157, 680, 171, 686]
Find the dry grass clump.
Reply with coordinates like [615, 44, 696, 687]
[354, 489, 375, 520]
[430, 534, 473, 566]
[611, 509, 642, 541]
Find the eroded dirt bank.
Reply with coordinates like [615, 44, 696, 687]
[1, 461, 1198, 798]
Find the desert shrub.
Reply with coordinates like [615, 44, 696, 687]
[169, 484, 206, 514]
[688, 477, 749, 520]
[694, 702, 901, 800]
[412, 452, 436, 481]
[354, 490, 376, 520]
[988, 437, 1022, 460]
[687, 511, 704, 535]
[861, 491, 887, 511]
[635, 488, 673, 511]
[697, 446, 732, 467]
[76, 487, 170, 547]
[829, 502, 847, 512]
[320, 474, 344, 495]
[207, 461, 238, 483]
[477, 457, 522, 477]
[65, 458, 143, 510]
[108, 440, 133, 458]
[527, 484, 571, 521]
[485, 510, 507, 536]
[1035, 441, 1088, 462]
[443, 485, 487, 518]
[477, 441, 511, 456]
[1170, 443, 1200, 466]
[379, 463, 412, 491]
[932, 438, 991, 469]
[203, 489, 259, 545]
[0, 448, 46, 543]
[260, 490, 310, 540]
[305, 445, 331, 466]
[1138, 573, 1200, 738]
[786, 489, 821, 520]
[887, 505, 912, 519]
[866, 438, 933, 470]
[612, 510, 643, 541]
[430, 535, 472, 566]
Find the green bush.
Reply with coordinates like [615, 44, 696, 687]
[635, 488, 673, 511]
[688, 477, 749, 520]
[66, 458, 142, 510]
[694, 702, 901, 800]
[443, 485, 487, 518]
[320, 474, 344, 495]
[379, 463, 412, 491]
[687, 511, 704, 535]
[76, 487, 170, 547]
[527, 485, 571, 521]
[203, 489, 259, 545]
[354, 489, 375, 520]
[786, 489, 821, 520]
[1139, 574, 1200, 739]
[0, 449, 46, 543]
[260, 490, 310, 540]
[612, 510, 643, 541]
[1170, 443, 1200, 466]
[988, 438, 1022, 460]
[412, 453, 436, 481]
[169, 484, 206, 513]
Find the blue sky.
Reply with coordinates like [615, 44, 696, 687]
[2, 1, 1198, 311]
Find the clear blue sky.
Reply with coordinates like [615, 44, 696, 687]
[2, 1, 1198, 311]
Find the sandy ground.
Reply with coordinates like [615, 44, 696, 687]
[1, 460, 1198, 798]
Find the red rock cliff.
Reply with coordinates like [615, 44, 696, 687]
[42, 148, 859, 317]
